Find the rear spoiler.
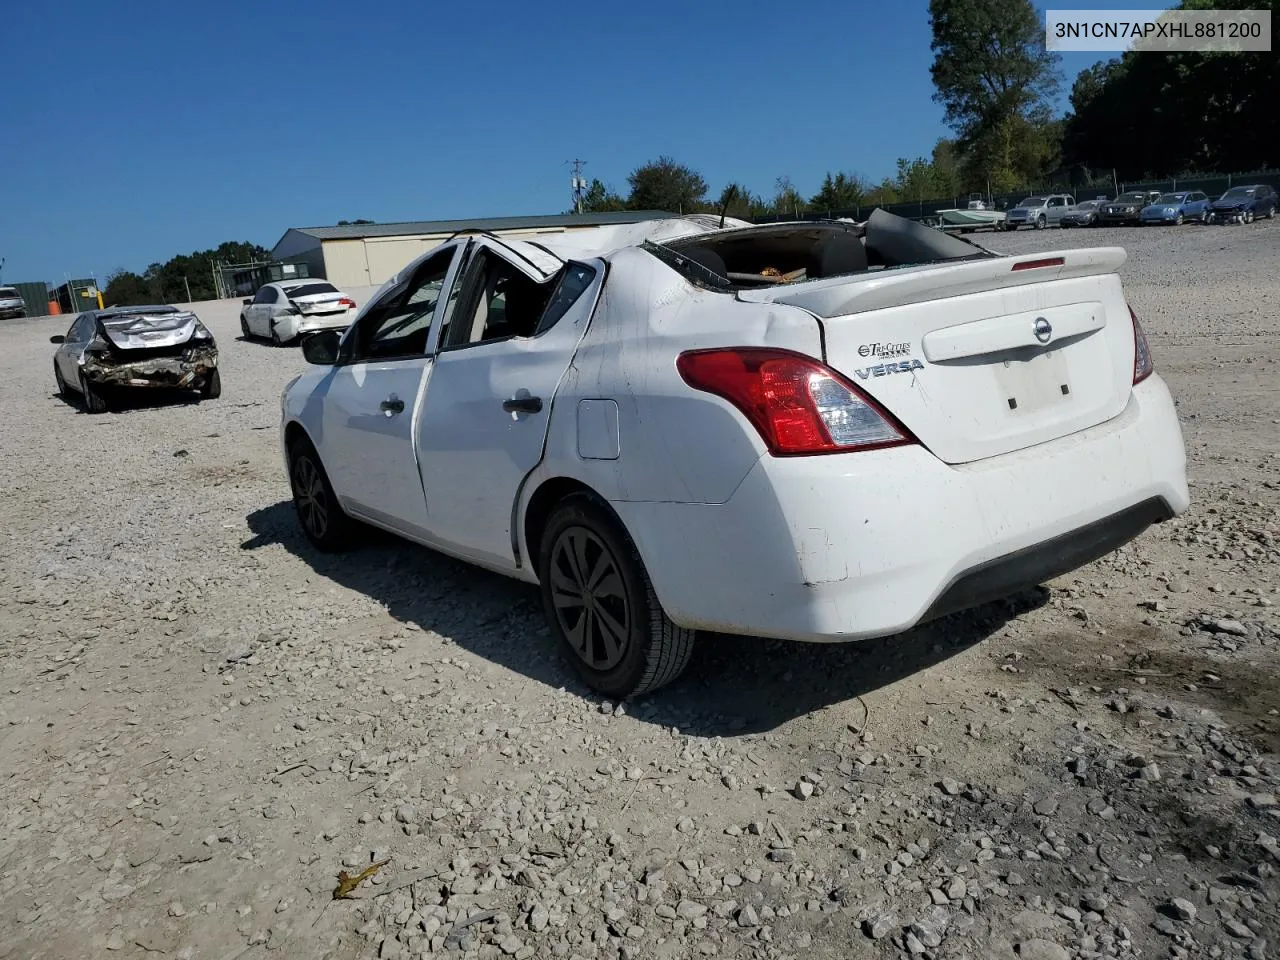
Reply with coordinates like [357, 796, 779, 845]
[736, 247, 1128, 318]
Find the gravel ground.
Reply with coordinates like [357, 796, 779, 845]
[1, 221, 1277, 960]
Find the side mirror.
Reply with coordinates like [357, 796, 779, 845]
[301, 329, 341, 365]
[49, 335, 65, 344]
[242, 298, 253, 306]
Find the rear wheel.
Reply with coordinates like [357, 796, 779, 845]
[539, 493, 694, 698]
[200, 368, 221, 400]
[288, 437, 355, 551]
[79, 371, 107, 413]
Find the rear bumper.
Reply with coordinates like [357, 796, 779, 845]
[82, 345, 218, 389]
[613, 375, 1188, 642]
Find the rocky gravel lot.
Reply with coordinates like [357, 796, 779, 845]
[1, 221, 1277, 960]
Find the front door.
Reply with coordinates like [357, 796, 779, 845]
[313, 242, 464, 538]
[416, 244, 604, 569]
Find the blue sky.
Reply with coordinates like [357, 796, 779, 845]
[2, 0, 1169, 286]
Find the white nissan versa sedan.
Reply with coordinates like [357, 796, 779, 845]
[279, 210, 1189, 698]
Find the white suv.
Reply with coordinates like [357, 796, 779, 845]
[0, 287, 27, 320]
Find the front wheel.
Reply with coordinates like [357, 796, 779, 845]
[54, 361, 69, 398]
[1174, 214, 1184, 225]
[539, 494, 694, 698]
[240, 314, 251, 339]
[288, 437, 356, 551]
[79, 371, 107, 413]
[1243, 209, 1254, 224]
[200, 368, 221, 400]
[1035, 215, 1046, 230]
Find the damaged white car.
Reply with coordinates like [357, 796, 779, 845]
[280, 211, 1189, 697]
[241, 280, 358, 345]
[51, 305, 220, 412]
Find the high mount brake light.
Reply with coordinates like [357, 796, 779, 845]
[1011, 257, 1065, 271]
[676, 348, 916, 456]
[1129, 306, 1154, 385]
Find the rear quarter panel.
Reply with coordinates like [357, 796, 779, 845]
[524, 246, 823, 508]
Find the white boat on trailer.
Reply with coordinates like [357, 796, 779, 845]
[935, 196, 1007, 233]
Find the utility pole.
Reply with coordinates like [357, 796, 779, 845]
[183, 275, 192, 303]
[567, 159, 587, 214]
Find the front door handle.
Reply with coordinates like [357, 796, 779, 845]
[502, 396, 543, 414]
[380, 397, 405, 416]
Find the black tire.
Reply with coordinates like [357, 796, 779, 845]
[287, 436, 355, 552]
[54, 361, 69, 399]
[539, 493, 694, 698]
[240, 314, 251, 339]
[1035, 215, 1046, 230]
[1174, 214, 1184, 226]
[1265, 205, 1275, 220]
[201, 368, 221, 400]
[1243, 209, 1254, 225]
[79, 371, 108, 413]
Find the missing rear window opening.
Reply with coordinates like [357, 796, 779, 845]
[650, 210, 992, 292]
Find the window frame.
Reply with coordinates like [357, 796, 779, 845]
[338, 243, 463, 365]
[436, 248, 598, 356]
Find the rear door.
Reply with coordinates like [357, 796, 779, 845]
[415, 240, 601, 569]
[313, 242, 465, 537]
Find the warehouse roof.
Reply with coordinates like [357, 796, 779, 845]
[285, 211, 673, 242]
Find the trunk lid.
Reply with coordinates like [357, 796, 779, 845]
[741, 248, 1137, 465]
[99, 311, 198, 351]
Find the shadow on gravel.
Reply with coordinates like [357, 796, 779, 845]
[244, 500, 1046, 735]
[53, 387, 205, 414]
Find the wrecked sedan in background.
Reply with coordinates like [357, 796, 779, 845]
[280, 210, 1189, 699]
[51, 305, 220, 412]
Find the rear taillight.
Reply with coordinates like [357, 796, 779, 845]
[1129, 306, 1153, 384]
[339, 297, 356, 308]
[676, 348, 916, 456]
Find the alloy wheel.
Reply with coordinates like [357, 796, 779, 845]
[292, 454, 329, 540]
[548, 526, 630, 671]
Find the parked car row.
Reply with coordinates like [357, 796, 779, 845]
[1000, 184, 1277, 229]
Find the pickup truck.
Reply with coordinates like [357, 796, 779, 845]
[1003, 194, 1077, 230]
[279, 210, 1189, 697]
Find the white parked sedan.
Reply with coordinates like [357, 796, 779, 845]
[241, 280, 357, 344]
[279, 211, 1189, 697]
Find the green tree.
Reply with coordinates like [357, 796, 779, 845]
[929, 0, 1061, 186]
[103, 269, 153, 307]
[769, 176, 806, 217]
[627, 157, 708, 213]
[713, 182, 769, 219]
[1062, 0, 1278, 176]
[864, 178, 901, 206]
[808, 172, 866, 213]
[580, 178, 629, 213]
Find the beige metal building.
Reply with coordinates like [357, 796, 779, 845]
[270, 211, 670, 289]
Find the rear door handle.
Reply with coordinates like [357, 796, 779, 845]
[380, 397, 405, 416]
[502, 396, 543, 414]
